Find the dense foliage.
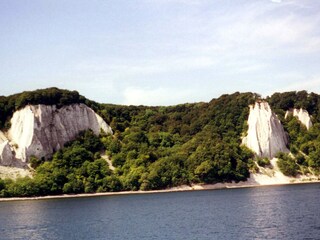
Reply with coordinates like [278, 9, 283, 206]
[0, 87, 98, 129]
[0, 131, 121, 197]
[276, 152, 299, 177]
[2, 88, 320, 197]
[267, 90, 320, 121]
[100, 92, 257, 190]
[268, 91, 320, 175]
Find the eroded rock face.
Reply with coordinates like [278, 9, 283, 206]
[242, 102, 289, 158]
[0, 141, 14, 166]
[285, 108, 312, 130]
[0, 131, 7, 143]
[0, 104, 112, 165]
[0, 131, 14, 166]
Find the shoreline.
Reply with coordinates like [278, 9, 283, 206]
[1, 179, 319, 202]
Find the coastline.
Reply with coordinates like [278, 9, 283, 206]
[0, 179, 319, 203]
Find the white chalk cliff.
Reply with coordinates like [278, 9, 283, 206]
[0, 131, 14, 166]
[0, 104, 112, 166]
[242, 102, 289, 158]
[285, 108, 312, 130]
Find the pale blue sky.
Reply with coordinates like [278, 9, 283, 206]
[1, 0, 320, 105]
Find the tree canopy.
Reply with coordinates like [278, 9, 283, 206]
[1, 88, 320, 197]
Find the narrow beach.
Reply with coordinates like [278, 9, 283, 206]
[1, 179, 319, 202]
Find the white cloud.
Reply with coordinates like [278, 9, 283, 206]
[75, 56, 217, 80]
[280, 77, 320, 93]
[145, 0, 204, 5]
[61, 1, 320, 104]
[74, 1, 320, 83]
[123, 87, 196, 106]
[212, 5, 320, 56]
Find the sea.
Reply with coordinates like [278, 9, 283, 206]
[0, 183, 319, 240]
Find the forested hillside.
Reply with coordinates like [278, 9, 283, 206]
[100, 92, 257, 190]
[267, 91, 320, 176]
[0, 88, 83, 129]
[1, 88, 320, 197]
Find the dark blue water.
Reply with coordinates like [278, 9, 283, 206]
[0, 184, 319, 240]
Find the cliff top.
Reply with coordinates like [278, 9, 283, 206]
[0, 88, 97, 130]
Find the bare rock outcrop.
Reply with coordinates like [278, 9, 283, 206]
[0, 131, 7, 143]
[0, 131, 15, 166]
[0, 141, 14, 166]
[0, 104, 112, 166]
[242, 102, 289, 158]
[285, 108, 312, 130]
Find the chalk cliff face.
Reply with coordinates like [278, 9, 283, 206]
[0, 131, 14, 166]
[0, 143, 14, 166]
[242, 102, 288, 158]
[0, 131, 7, 143]
[285, 108, 312, 130]
[0, 104, 112, 165]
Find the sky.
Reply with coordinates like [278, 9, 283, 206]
[1, 0, 320, 106]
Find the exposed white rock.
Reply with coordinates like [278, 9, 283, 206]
[101, 153, 115, 171]
[0, 141, 14, 166]
[242, 102, 289, 158]
[0, 103, 112, 166]
[0, 165, 33, 180]
[285, 108, 312, 130]
[0, 131, 7, 144]
[0, 131, 15, 166]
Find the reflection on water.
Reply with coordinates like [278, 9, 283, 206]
[0, 200, 50, 240]
[0, 184, 319, 240]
